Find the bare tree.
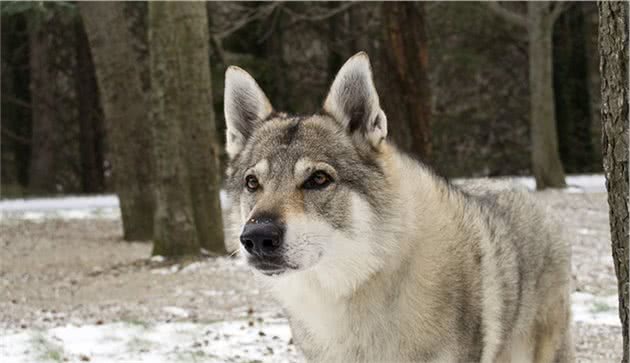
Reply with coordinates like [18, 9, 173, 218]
[80, 3, 154, 240]
[335, 3, 432, 161]
[486, 1, 568, 189]
[381, 2, 432, 160]
[553, 5, 595, 173]
[149, 2, 226, 256]
[75, 18, 105, 193]
[599, 2, 629, 361]
[27, 15, 58, 194]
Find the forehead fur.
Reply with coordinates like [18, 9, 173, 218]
[229, 114, 346, 174]
[225, 113, 388, 206]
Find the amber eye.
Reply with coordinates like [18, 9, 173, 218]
[245, 175, 259, 192]
[303, 171, 332, 190]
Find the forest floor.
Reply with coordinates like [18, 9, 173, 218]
[0, 175, 623, 362]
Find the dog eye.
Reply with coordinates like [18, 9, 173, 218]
[245, 175, 259, 192]
[302, 171, 332, 190]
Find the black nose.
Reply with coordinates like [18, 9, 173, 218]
[240, 222, 283, 256]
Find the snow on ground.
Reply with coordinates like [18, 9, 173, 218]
[0, 192, 231, 220]
[1, 317, 298, 363]
[572, 292, 621, 327]
[0, 293, 620, 363]
[0, 290, 620, 363]
[0, 292, 620, 363]
[452, 174, 606, 193]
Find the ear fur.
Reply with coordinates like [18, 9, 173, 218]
[323, 52, 387, 148]
[224, 66, 273, 158]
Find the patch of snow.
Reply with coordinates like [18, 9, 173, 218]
[0, 192, 231, 220]
[161, 306, 189, 318]
[0, 195, 119, 212]
[571, 292, 621, 327]
[202, 290, 238, 297]
[1, 318, 297, 363]
[150, 265, 180, 275]
[453, 174, 605, 193]
[150, 255, 165, 263]
[577, 228, 598, 236]
[565, 175, 607, 193]
[180, 262, 203, 273]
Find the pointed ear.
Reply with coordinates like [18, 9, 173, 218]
[323, 52, 387, 149]
[224, 66, 273, 159]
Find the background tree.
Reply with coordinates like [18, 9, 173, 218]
[80, 3, 154, 240]
[326, 2, 432, 160]
[149, 2, 226, 257]
[2, 2, 605, 196]
[553, 5, 595, 173]
[598, 2, 629, 361]
[486, 1, 569, 189]
[75, 18, 105, 193]
[380, 2, 432, 160]
[27, 10, 58, 194]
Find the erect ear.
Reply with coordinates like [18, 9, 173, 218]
[323, 52, 387, 149]
[224, 66, 273, 159]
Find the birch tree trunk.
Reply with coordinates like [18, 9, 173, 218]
[80, 3, 155, 240]
[599, 2, 629, 361]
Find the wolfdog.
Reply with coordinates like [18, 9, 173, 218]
[223, 52, 572, 362]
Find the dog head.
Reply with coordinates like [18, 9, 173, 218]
[224, 52, 395, 291]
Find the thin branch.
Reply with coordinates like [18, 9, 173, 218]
[485, 2, 527, 28]
[213, 3, 280, 40]
[210, 35, 226, 65]
[281, 2, 356, 28]
[257, 4, 282, 43]
[1, 127, 31, 145]
[549, 1, 573, 23]
[2, 95, 31, 109]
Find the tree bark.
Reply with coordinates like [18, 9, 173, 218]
[527, 2, 567, 189]
[80, 3, 154, 240]
[149, 2, 226, 256]
[486, 2, 567, 188]
[381, 2, 432, 161]
[75, 18, 105, 193]
[553, 5, 595, 173]
[598, 2, 629, 362]
[28, 16, 58, 194]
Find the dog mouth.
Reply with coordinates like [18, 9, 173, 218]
[247, 256, 297, 276]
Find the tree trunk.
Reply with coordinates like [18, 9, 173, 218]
[75, 18, 105, 194]
[80, 3, 154, 240]
[598, 2, 629, 362]
[553, 4, 595, 173]
[28, 17, 58, 194]
[527, 2, 567, 189]
[149, 2, 226, 256]
[381, 2, 432, 161]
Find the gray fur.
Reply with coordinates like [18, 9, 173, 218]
[224, 52, 573, 363]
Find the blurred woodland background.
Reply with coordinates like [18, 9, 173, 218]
[2, 2, 604, 195]
[1, 2, 628, 358]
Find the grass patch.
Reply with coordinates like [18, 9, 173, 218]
[122, 318, 151, 329]
[31, 332, 65, 363]
[590, 301, 612, 313]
